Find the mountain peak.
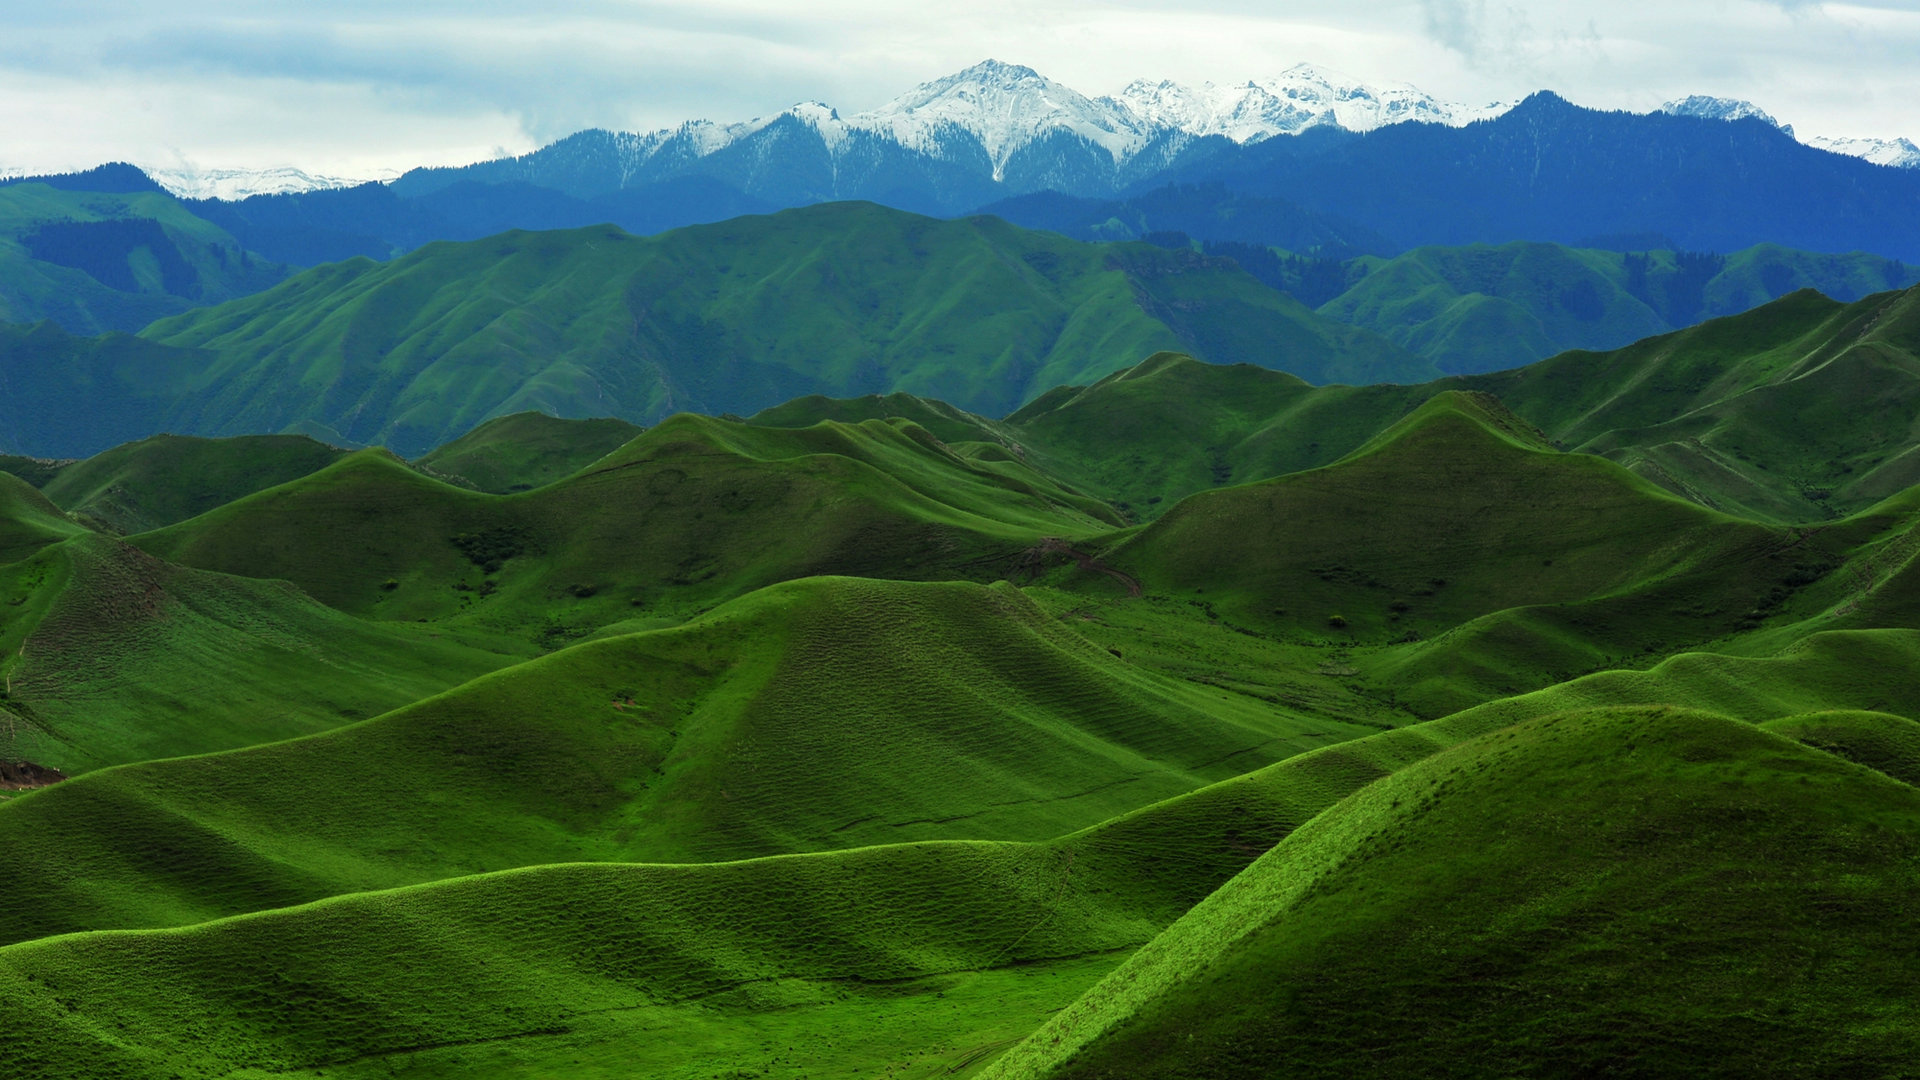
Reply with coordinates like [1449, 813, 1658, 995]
[864, 59, 1148, 177]
[1660, 95, 1787, 132]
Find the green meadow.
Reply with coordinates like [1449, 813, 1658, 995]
[4, 281, 1920, 1076]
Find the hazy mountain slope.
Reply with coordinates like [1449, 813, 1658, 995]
[988, 708, 1920, 1079]
[1170, 93, 1920, 260]
[1323, 241, 1917, 374]
[127, 203, 1426, 456]
[412, 413, 643, 493]
[0, 183, 285, 333]
[977, 184, 1395, 258]
[0, 321, 218, 459]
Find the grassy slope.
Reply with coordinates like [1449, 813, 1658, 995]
[0, 183, 284, 333]
[768, 286, 1902, 528]
[412, 412, 643, 493]
[990, 707, 1920, 1080]
[35, 433, 347, 534]
[133, 415, 1122, 636]
[0, 535, 529, 776]
[9, 609, 1915, 1078]
[1467, 284, 1920, 522]
[130, 203, 1430, 456]
[0, 470, 87, 566]
[1100, 391, 1776, 638]
[0, 575, 1386, 945]
[1323, 241, 1668, 374]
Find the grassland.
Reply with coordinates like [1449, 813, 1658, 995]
[6, 293, 1920, 1076]
[987, 707, 1920, 1079]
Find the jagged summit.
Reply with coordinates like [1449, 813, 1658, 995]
[859, 59, 1150, 175]
[1807, 134, 1920, 169]
[1660, 95, 1789, 132]
[1115, 63, 1513, 143]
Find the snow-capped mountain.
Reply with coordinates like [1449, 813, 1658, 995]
[1805, 135, 1920, 170]
[145, 165, 400, 200]
[1660, 96, 1919, 169]
[1115, 64, 1512, 143]
[393, 59, 1513, 205]
[859, 60, 1151, 177]
[1659, 95, 1789, 131]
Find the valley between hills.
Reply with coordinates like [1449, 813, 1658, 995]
[4, 267, 1920, 1076]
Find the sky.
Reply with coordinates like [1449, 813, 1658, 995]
[2, 0, 1916, 178]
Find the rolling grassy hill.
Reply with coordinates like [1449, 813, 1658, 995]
[7, 308, 1920, 1078]
[1469, 283, 1920, 522]
[0, 574, 1392, 947]
[749, 285, 1910, 526]
[0, 534, 529, 775]
[8, 632, 1916, 1077]
[132, 414, 1121, 636]
[29, 433, 348, 534]
[0, 470, 87, 566]
[412, 412, 644, 493]
[1096, 391, 1777, 642]
[987, 707, 1920, 1079]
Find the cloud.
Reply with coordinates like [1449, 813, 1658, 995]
[0, 1, 1917, 174]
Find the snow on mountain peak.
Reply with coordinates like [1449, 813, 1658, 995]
[857, 59, 1150, 179]
[144, 165, 399, 200]
[1116, 64, 1513, 143]
[1806, 134, 1920, 169]
[1660, 95, 1787, 130]
[1658, 96, 1920, 168]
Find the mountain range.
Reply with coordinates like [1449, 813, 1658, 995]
[131, 60, 1917, 205]
[6, 200, 1916, 460]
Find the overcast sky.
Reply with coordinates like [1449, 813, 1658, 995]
[3, 1, 1916, 177]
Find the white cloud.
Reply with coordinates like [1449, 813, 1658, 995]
[0, 1, 1916, 175]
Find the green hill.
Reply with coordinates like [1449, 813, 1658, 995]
[988, 707, 1920, 1079]
[0, 535, 527, 775]
[412, 412, 643, 493]
[0, 183, 286, 334]
[0, 574, 1386, 946]
[1099, 391, 1774, 642]
[847, 285, 1916, 526]
[26, 433, 348, 534]
[9, 620, 1916, 1077]
[134, 414, 1121, 636]
[0, 471, 86, 566]
[109, 203, 1428, 457]
[1467, 284, 1920, 522]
